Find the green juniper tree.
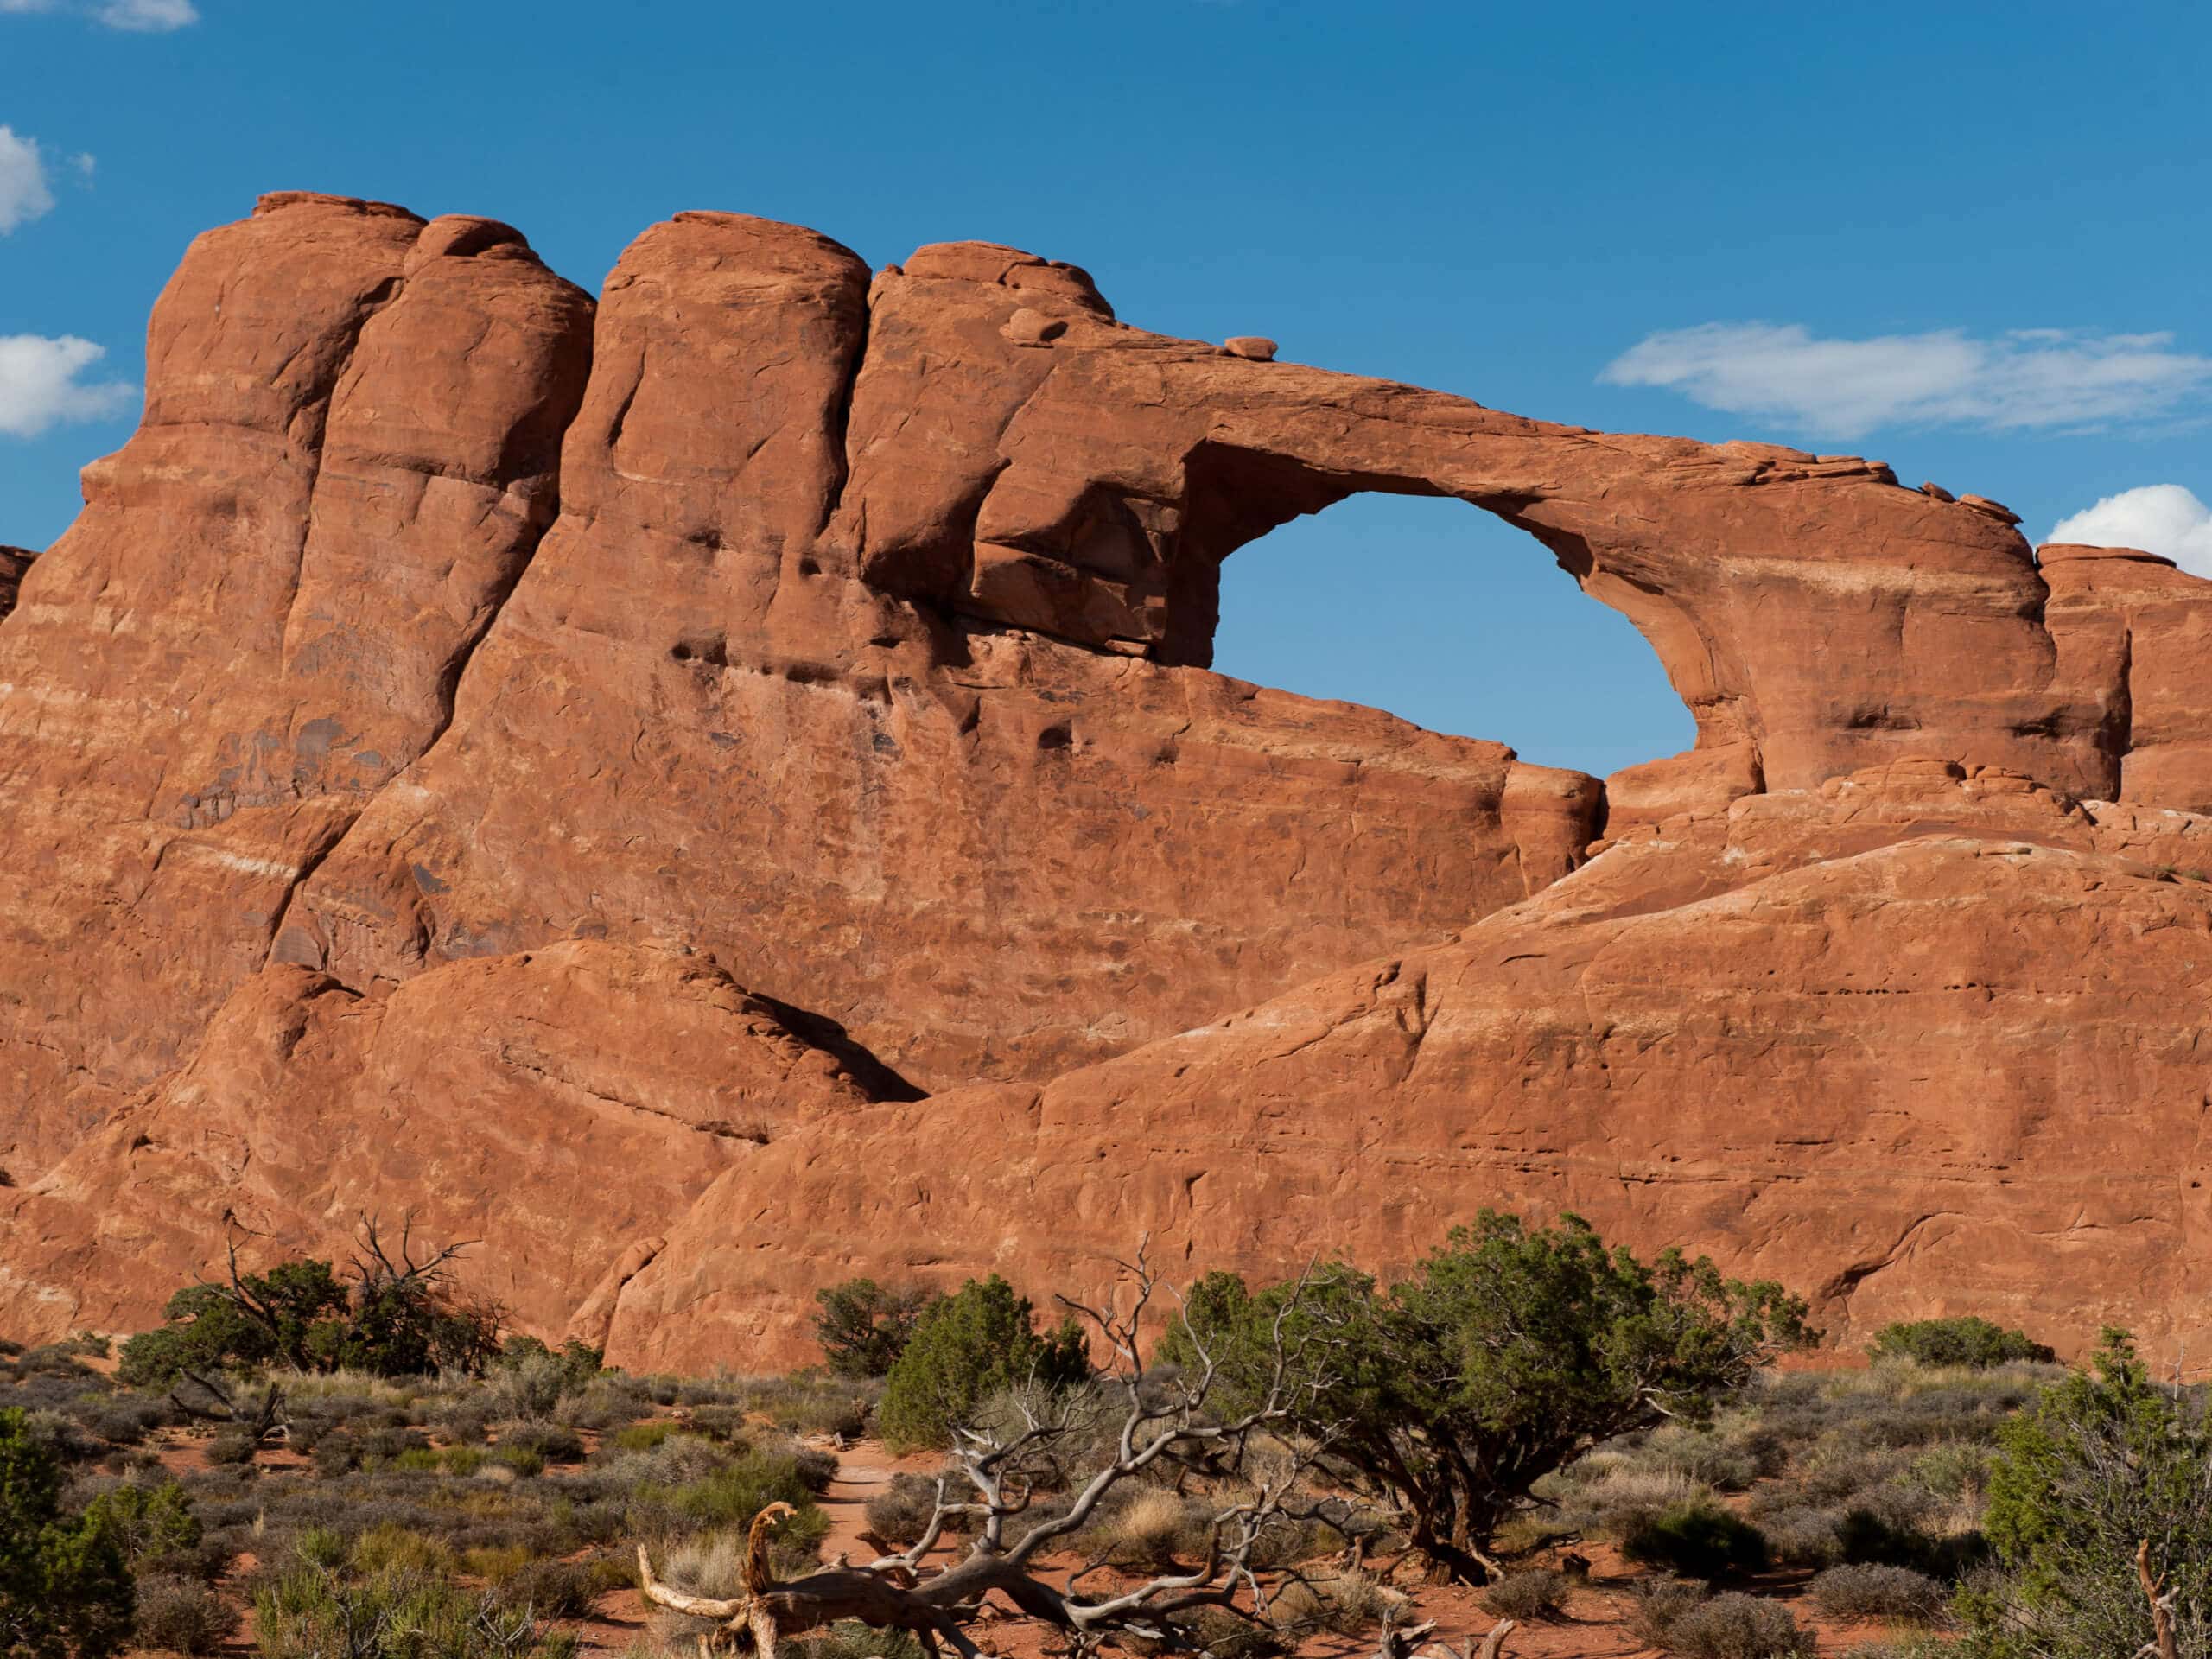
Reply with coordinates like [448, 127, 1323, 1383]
[118, 1215, 502, 1387]
[1962, 1330, 2212, 1657]
[877, 1274, 1088, 1450]
[0, 1408, 134, 1659]
[1161, 1211, 1810, 1582]
[812, 1278, 940, 1377]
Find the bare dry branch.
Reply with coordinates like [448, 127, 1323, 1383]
[638, 1240, 1341, 1656]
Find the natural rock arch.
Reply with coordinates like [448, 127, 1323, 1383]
[1203, 486, 1698, 779]
[8, 196, 2212, 1369]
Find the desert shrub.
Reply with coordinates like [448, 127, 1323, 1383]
[495, 1336, 603, 1384]
[79, 1480, 200, 1570]
[501, 1555, 618, 1619]
[1077, 1487, 1212, 1567]
[200, 1427, 257, 1465]
[1173, 1607, 1287, 1659]
[877, 1276, 1089, 1452]
[82, 1396, 174, 1448]
[1791, 1444, 1910, 1509]
[1961, 1329, 2212, 1657]
[311, 1433, 362, 1476]
[662, 1449, 826, 1527]
[480, 1340, 603, 1425]
[490, 1444, 546, 1478]
[15, 1408, 100, 1467]
[1756, 1503, 1841, 1567]
[1629, 1577, 1713, 1649]
[613, 1421, 679, 1452]
[1163, 1212, 1808, 1576]
[1871, 1318, 2054, 1370]
[601, 1431, 732, 1490]
[1907, 1439, 1993, 1502]
[734, 1375, 874, 1439]
[1809, 1561, 1947, 1623]
[1834, 1505, 1939, 1570]
[656, 1529, 747, 1598]
[1642, 1421, 1784, 1491]
[461, 1542, 532, 1584]
[1268, 1567, 1404, 1635]
[1662, 1592, 1814, 1658]
[254, 1558, 573, 1659]
[1243, 1507, 1350, 1569]
[130, 1573, 239, 1656]
[351, 1522, 454, 1577]
[1541, 1455, 1715, 1541]
[0, 1407, 137, 1659]
[864, 1471, 950, 1547]
[1849, 1388, 2028, 1450]
[637, 1452, 830, 1576]
[814, 1279, 941, 1377]
[497, 1422, 585, 1465]
[1481, 1567, 1570, 1619]
[780, 1440, 839, 1493]
[804, 1623, 929, 1659]
[1624, 1498, 1770, 1579]
[429, 1396, 499, 1446]
[680, 1405, 751, 1442]
[358, 1426, 432, 1465]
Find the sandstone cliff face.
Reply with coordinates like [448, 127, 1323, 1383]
[612, 760, 2212, 1370]
[0, 194, 593, 1177]
[3, 193, 2209, 1367]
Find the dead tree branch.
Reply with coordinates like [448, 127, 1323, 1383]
[2136, 1538, 2180, 1659]
[639, 1239, 1338, 1658]
[168, 1367, 288, 1443]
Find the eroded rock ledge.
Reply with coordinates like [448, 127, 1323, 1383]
[3, 193, 2209, 1366]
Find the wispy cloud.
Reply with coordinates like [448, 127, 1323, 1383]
[0, 334, 137, 437]
[2050, 485, 2212, 579]
[1599, 322, 2212, 441]
[0, 125, 55, 232]
[93, 0, 197, 29]
[0, 0, 199, 25]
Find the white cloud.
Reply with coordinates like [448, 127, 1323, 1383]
[1599, 321, 2212, 441]
[2049, 485, 2212, 579]
[0, 334, 137, 437]
[93, 0, 196, 27]
[0, 125, 54, 233]
[3, 0, 201, 22]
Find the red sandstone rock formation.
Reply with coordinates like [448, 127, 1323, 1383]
[0, 547, 31, 619]
[0, 194, 593, 1177]
[612, 760, 2212, 1370]
[3, 194, 2209, 1370]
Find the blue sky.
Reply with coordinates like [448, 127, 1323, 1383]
[3, 0, 2207, 778]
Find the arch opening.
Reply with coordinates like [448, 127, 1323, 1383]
[1207, 490, 1696, 781]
